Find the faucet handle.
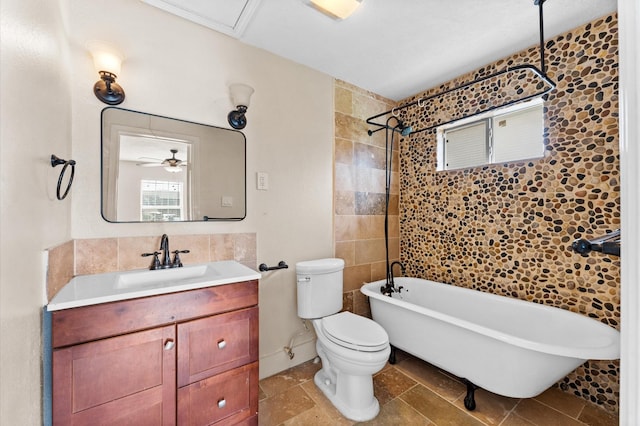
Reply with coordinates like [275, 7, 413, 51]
[142, 251, 161, 270]
[172, 250, 190, 267]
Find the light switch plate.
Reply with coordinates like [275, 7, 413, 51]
[257, 172, 269, 190]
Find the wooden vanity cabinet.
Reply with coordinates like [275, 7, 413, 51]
[177, 307, 259, 425]
[52, 325, 176, 425]
[51, 280, 259, 426]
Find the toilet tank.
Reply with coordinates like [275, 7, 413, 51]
[296, 258, 345, 319]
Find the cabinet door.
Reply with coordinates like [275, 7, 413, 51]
[53, 325, 176, 425]
[178, 362, 258, 426]
[178, 307, 258, 387]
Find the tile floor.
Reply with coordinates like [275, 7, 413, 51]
[258, 351, 618, 425]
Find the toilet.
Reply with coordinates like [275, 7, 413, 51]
[296, 258, 390, 421]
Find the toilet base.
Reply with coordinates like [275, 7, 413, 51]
[313, 368, 380, 422]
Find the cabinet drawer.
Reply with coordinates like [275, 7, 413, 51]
[178, 362, 258, 426]
[178, 307, 258, 387]
[52, 280, 258, 348]
[53, 325, 176, 425]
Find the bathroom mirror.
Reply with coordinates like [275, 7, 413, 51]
[101, 107, 246, 222]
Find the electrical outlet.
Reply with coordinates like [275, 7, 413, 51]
[221, 196, 233, 207]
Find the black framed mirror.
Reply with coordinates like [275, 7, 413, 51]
[101, 107, 246, 222]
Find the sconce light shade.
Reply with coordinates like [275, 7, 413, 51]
[309, 0, 363, 20]
[228, 83, 254, 130]
[88, 42, 125, 105]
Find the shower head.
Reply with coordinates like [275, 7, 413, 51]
[369, 117, 412, 137]
[394, 121, 412, 136]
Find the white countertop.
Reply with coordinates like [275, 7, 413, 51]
[47, 260, 261, 311]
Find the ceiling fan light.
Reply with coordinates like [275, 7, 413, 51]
[165, 165, 182, 173]
[309, 0, 363, 20]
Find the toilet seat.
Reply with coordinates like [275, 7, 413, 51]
[321, 312, 388, 352]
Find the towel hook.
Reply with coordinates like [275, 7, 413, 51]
[50, 154, 76, 200]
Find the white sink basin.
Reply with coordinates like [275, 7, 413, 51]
[47, 260, 261, 311]
[116, 264, 211, 289]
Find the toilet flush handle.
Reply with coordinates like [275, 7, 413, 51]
[297, 276, 311, 283]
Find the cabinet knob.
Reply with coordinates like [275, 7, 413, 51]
[217, 398, 226, 409]
[164, 339, 175, 350]
[217, 339, 227, 349]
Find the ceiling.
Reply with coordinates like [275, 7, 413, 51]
[141, 0, 617, 101]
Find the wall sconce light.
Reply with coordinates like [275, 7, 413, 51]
[227, 83, 254, 130]
[308, 0, 363, 20]
[88, 42, 125, 105]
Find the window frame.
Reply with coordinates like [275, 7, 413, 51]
[139, 179, 185, 222]
[436, 97, 544, 171]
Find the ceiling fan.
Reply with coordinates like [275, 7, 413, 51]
[136, 149, 188, 171]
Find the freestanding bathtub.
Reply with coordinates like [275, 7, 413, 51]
[361, 277, 620, 409]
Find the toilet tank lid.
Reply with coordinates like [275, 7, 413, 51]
[296, 258, 345, 274]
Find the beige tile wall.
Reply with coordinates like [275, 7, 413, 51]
[46, 233, 257, 300]
[334, 80, 400, 316]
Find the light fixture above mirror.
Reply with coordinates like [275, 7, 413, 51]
[88, 41, 125, 105]
[227, 83, 254, 129]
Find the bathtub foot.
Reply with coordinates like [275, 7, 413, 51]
[388, 345, 397, 364]
[462, 379, 478, 411]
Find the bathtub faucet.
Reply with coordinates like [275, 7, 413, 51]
[381, 261, 406, 296]
[390, 261, 405, 285]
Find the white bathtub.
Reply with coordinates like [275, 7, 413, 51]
[361, 277, 620, 401]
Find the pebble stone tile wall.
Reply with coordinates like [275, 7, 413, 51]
[395, 14, 620, 412]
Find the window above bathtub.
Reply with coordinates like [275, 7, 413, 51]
[436, 97, 544, 171]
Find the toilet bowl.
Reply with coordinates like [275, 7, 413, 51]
[311, 312, 390, 421]
[296, 259, 390, 421]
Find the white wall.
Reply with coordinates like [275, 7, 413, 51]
[65, 0, 334, 379]
[0, 0, 333, 422]
[619, 0, 640, 422]
[0, 0, 72, 424]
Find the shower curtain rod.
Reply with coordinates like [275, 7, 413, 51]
[366, 0, 555, 136]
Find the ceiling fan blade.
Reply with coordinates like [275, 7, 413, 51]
[137, 162, 164, 167]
